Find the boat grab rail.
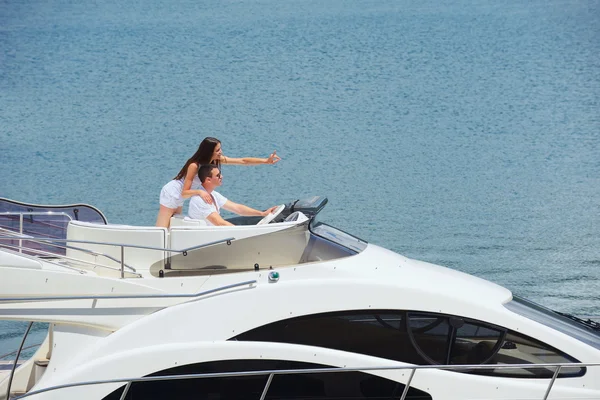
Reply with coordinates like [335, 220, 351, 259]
[0, 211, 73, 222]
[0, 343, 43, 361]
[5, 323, 33, 400]
[0, 235, 236, 279]
[11, 362, 600, 400]
[0, 242, 132, 276]
[0, 279, 256, 303]
[0, 232, 139, 274]
[0, 211, 73, 228]
[0, 212, 72, 255]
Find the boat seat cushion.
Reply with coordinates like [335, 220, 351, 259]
[170, 215, 208, 227]
[66, 221, 168, 272]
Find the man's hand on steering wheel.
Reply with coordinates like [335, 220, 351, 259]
[262, 206, 279, 216]
[257, 204, 286, 225]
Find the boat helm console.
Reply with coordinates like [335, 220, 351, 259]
[226, 196, 328, 225]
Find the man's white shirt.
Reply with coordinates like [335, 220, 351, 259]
[188, 190, 228, 225]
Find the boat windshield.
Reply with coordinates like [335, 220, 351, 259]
[0, 198, 107, 256]
[504, 296, 600, 350]
[309, 216, 367, 253]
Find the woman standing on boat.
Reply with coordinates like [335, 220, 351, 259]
[156, 137, 281, 227]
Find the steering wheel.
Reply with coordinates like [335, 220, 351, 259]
[257, 204, 286, 225]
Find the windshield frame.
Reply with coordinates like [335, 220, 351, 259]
[309, 217, 368, 253]
[504, 296, 600, 351]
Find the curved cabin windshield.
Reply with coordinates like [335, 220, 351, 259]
[154, 219, 366, 276]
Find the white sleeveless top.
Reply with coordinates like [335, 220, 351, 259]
[179, 175, 202, 190]
[159, 174, 204, 209]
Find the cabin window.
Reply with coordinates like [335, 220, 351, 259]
[233, 310, 584, 378]
[234, 312, 425, 364]
[407, 313, 505, 365]
[481, 331, 584, 378]
[102, 359, 431, 400]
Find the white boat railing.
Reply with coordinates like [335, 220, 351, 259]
[9, 362, 600, 400]
[4, 322, 33, 400]
[0, 345, 43, 362]
[0, 279, 256, 303]
[0, 212, 72, 254]
[0, 235, 235, 279]
[0, 208, 236, 278]
[0, 199, 107, 225]
[0, 240, 138, 276]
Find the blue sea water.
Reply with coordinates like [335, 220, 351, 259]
[1, 0, 599, 355]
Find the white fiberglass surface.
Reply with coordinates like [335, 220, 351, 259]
[162, 223, 361, 273]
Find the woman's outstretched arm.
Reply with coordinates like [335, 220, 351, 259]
[220, 151, 281, 165]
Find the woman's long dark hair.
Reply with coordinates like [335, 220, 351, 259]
[174, 137, 221, 180]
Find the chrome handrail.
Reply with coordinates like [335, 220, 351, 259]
[0, 211, 73, 229]
[400, 368, 416, 400]
[6, 322, 33, 400]
[0, 212, 72, 255]
[12, 362, 600, 400]
[0, 198, 107, 224]
[0, 236, 235, 278]
[0, 236, 234, 254]
[0, 244, 90, 275]
[4, 244, 142, 278]
[0, 343, 43, 361]
[0, 233, 138, 274]
[0, 279, 256, 302]
[0, 211, 73, 220]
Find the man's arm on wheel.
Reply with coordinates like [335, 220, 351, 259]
[222, 200, 272, 217]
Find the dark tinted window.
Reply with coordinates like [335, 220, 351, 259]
[235, 312, 425, 365]
[407, 313, 452, 364]
[407, 313, 505, 366]
[102, 359, 431, 400]
[235, 310, 583, 378]
[483, 331, 584, 378]
[451, 320, 503, 365]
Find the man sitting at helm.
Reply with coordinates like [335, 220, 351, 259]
[188, 164, 278, 226]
